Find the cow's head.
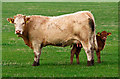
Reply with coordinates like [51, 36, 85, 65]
[7, 14, 30, 35]
[97, 31, 111, 41]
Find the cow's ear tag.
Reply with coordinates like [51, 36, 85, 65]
[97, 32, 101, 36]
[25, 17, 30, 24]
[97, 33, 100, 36]
[9, 20, 12, 23]
[108, 33, 111, 36]
[26, 21, 28, 23]
[7, 18, 14, 24]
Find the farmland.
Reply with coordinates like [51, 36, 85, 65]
[2, 2, 118, 77]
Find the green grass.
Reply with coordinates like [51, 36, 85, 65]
[2, 2, 118, 77]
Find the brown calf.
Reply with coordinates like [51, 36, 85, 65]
[70, 31, 111, 64]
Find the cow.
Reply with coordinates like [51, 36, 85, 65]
[70, 31, 111, 64]
[7, 11, 98, 66]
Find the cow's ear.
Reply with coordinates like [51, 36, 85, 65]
[107, 32, 111, 36]
[25, 17, 30, 23]
[97, 32, 101, 36]
[14, 16, 16, 19]
[7, 18, 14, 24]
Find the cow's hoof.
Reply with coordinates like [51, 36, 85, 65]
[70, 62, 73, 64]
[77, 62, 80, 64]
[32, 61, 40, 66]
[87, 60, 94, 66]
[70, 60, 73, 64]
[87, 61, 92, 66]
[91, 59, 94, 65]
[97, 61, 101, 63]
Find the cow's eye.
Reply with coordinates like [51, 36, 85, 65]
[22, 23, 25, 25]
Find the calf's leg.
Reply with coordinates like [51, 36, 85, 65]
[75, 46, 82, 64]
[75, 51, 80, 64]
[70, 44, 77, 64]
[96, 50, 101, 63]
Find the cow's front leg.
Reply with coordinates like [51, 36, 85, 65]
[32, 50, 41, 66]
[32, 43, 42, 66]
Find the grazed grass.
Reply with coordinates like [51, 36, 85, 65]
[2, 2, 118, 77]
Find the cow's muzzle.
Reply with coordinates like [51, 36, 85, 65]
[15, 30, 21, 35]
[102, 37, 107, 41]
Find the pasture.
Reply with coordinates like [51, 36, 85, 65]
[2, 2, 118, 77]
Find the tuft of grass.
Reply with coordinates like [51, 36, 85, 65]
[2, 2, 118, 77]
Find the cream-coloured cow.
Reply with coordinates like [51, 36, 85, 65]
[7, 11, 97, 66]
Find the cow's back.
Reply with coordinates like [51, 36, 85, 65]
[43, 11, 93, 46]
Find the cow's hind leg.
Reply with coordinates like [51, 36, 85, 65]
[91, 45, 94, 65]
[81, 41, 94, 66]
[32, 43, 42, 66]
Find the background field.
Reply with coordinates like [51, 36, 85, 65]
[2, 2, 118, 77]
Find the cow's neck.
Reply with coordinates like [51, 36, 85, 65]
[22, 26, 29, 39]
[20, 26, 33, 49]
[99, 37, 105, 45]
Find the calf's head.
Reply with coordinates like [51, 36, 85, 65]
[7, 14, 30, 35]
[97, 31, 111, 41]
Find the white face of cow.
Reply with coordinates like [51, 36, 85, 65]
[14, 17, 25, 35]
[7, 14, 30, 35]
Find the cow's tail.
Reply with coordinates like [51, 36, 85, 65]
[93, 31, 98, 50]
[87, 11, 98, 50]
[90, 29, 98, 51]
[92, 18, 98, 50]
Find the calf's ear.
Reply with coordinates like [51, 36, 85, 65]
[107, 32, 111, 36]
[7, 18, 14, 24]
[97, 32, 101, 36]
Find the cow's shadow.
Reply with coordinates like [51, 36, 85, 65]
[5, 60, 117, 67]
[39, 60, 117, 66]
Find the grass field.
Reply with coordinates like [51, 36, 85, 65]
[2, 2, 118, 77]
